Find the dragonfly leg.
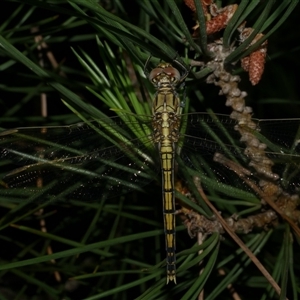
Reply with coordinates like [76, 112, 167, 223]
[144, 55, 153, 78]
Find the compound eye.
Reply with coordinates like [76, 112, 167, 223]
[149, 67, 163, 81]
[162, 66, 180, 81]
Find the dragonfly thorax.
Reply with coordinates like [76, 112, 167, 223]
[152, 112, 181, 144]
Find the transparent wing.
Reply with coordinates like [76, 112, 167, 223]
[179, 113, 300, 194]
[1, 113, 300, 203]
[0, 116, 158, 202]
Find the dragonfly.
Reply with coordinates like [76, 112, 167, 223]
[1, 62, 300, 284]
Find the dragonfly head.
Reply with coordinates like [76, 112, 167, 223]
[149, 63, 181, 87]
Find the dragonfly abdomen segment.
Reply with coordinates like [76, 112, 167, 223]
[160, 144, 177, 284]
[153, 101, 180, 284]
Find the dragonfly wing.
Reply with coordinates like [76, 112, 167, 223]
[257, 118, 300, 190]
[0, 117, 159, 202]
[179, 113, 300, 194]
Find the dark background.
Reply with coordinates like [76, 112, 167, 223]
[0, 1, 299, 299]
